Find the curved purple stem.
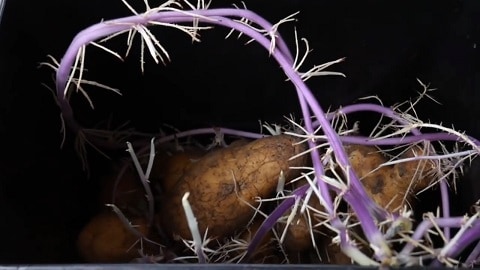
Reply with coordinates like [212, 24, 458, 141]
[464, 239, 480, 267]
[323, 103, 469, 240]
[399, 216, 466, 259]
[431, 219, 480, 267]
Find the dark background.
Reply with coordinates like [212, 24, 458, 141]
[0, 0, 480, 264]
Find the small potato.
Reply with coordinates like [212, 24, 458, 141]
[236, 219, 280, 263]
[160, 134, 308, 241]
[77, 212, 155, 263]
[279, 211, 316, 264]
[278, 192, 326, 254]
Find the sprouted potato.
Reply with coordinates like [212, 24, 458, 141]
[49, 1, 480, 265]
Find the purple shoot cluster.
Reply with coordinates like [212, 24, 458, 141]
[45, 0, 480, 266]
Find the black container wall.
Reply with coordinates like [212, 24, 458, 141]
[0, 0, 480, 265]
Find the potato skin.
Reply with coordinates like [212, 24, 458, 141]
[153, 148, 206, 192]
[77, 212, 152, 263]
[392, 145, 434, 192]
[160, 135, 307, 240]
[280, 200, 323, 254]
[278, 184, 326, 254]
[237, 219, 280, 263]
[345, 144, 434, 212]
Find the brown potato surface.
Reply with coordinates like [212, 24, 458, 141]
[279, 195, 326, 253]
[77, 212, 153, 263]
[237, 219, 280, 263]
[153, 148, 206, 192]
[345, 144, 435, 212]
[160, 135, 307, 240]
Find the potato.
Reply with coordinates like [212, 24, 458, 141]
[151, 143, 246, 195]
[345, 144, 435, 212]
[278, 196, 325, 252]
[282, 213, 313, 253]
[160, 134, 308, 241]
[274, 174, 332, 252]
[77, 211, 158, 263]
[281, 209, 322, 256]
[98, 145, 207, 212]
[236, 219, 280, 263]
[392, 145, 435, 192]
[151, 147, 207, 192]
[275, 190, 334, 264]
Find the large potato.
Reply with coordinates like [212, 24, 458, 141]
[160, 134, 307, 241]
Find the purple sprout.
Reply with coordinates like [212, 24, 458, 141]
[44, 0, 480, 266]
